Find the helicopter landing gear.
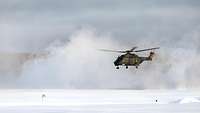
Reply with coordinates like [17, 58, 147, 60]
[116, 66, 119, 69]
[125, 66, 128, 69]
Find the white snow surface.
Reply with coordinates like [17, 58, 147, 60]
[0, 90, 200, 113]
[179, 97, 200, 104]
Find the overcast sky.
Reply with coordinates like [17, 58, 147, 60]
[1, 0, 200, 52]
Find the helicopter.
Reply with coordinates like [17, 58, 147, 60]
[100, 47, 160, 69]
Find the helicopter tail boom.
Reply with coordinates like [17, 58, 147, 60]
[146, 52, 155, 61]
[142, 52, 155, 61]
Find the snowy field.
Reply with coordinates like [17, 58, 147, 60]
[0, 90, 199, 113]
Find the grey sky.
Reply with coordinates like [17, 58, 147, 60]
[1, 0, 200, 51]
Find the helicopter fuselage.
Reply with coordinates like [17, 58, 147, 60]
[114, 52, 153, 69]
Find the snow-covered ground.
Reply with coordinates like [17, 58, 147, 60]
[0, 90, 200, 113]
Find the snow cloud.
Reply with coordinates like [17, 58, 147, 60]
[0, 0, 200, 89]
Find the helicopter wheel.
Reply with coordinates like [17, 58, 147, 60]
[116, 66, 119, 69]
[126, 66, 128, 69]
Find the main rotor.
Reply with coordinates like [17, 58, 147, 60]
[99, 46, 160, 53]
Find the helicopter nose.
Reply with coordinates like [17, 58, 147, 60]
[114, 61, 118, 66]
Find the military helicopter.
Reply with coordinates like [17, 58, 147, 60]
[100, 47, 159, 69]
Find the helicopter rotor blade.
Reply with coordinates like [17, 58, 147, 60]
[130, 46, 138, 51]
[98, 49, 126, 53]
[134, 47, 160, 52]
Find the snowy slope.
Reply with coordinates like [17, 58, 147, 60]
[0, 90, 200, 106]
[0, 90, 199, 113]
